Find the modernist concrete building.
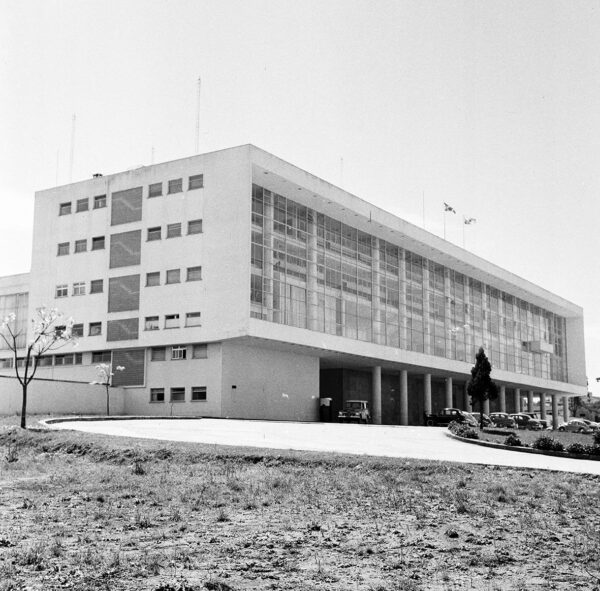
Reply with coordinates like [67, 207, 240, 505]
[0, 145, 587, 426]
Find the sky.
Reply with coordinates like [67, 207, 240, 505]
[1, 0, 599, 394]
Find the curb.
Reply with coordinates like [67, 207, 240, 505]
[445, 431, 600, 462]
[40, 415, 207, 426]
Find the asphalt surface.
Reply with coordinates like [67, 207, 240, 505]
[49, 418, 600, 475]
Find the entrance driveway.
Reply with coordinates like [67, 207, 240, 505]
[50, 418, 600, 475]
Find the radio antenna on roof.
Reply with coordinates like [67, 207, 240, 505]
[195, 76, 202, 153]
[69, 114, 76, 182]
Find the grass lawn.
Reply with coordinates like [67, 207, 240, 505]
[1, 415, 600, 591]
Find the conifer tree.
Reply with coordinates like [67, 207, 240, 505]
[467, 347, 498, 430]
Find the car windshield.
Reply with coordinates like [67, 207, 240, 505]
[346, 402, 364, 410]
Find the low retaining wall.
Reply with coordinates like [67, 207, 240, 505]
[0, 375, 125, 415]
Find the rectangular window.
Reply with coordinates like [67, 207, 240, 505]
[92, 351, 111, 363]
[112, 349, 145, 386]
[150, 388, 165, 402]
[165, 314, 180, 329]
[148, 182, 162, 198]
[186, 266, 202, 282]
[57, 242, 70, 256]
[151, 347, 166, 361]
[168, 178, 182, 194]
[74, 239, 87, 253]
[59, 202, 71, 216]
[170, 387, 185, 402]
[145, 316, 159, 331]
[191, 386, 207, 401]
[73, 282, 86, 296]
[89, 322, 102, 336]
[192, 344, 207, 359]
[92, 236, 105, 250]
[147, 226, 161, 241]
[94, 194, 106, 209]
[167, 223, 182, 238]
[0, 358, 13, 368]
[90, 279, 103, 294]
[166, 269, 180, 284]
[146, 272, 160, 287]
[171, 345, 187, 360]
[106, 318, 139, 341]
[38, 356, 53, 367]
[55, 284, 68, 298]
[188, 174, 204, 190]
[109, 230, 141, 268]
[74, 353, 83, 365]
[54, 325, 66, 337]
[76, 198, 89, 213]
[54, 354, 68, 366]
[188, 219, 203, 234]
[108, 275, 140, 312]
[72, 323, 84, 337]
[111, 187, 143, 226]
[186, 312, 201, 327]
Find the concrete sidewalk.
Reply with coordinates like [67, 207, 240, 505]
[50, 418, 600, 475]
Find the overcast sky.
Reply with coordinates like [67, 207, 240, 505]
[1, 0, 599, 395]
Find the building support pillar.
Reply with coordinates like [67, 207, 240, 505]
[528, 390, 534, 413]
[372, 366, 382, 425]
[423, 373, 432, 416]
[552, 395, 559, 430]
[445, 377, 453, 408]
[539, 394, 547, 422]
[514, 388, 521, 413]
[499, 385, 506, 413]
[464, 382, 472, 411]
[483, 399, 490, 416]
[400, 370, 408, 426]
[562, 396, 569, 423]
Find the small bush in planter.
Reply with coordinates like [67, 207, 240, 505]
[594, 431, 600, 446]
[586, 444, 600, 456]
[533, 436, 564, 452]
[566, 442, 587, 455]
[448, 421, 479, 440]
[504, 434, 522, 447]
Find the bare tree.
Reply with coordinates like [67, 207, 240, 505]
[90, 363, 124, 416]
[0, 307, 76, 428]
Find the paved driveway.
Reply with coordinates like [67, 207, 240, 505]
[50, 418, 600, 475]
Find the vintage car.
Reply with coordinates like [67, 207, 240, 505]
[557, 419, 594, 434]
[467, 412, 493, 427]
[523, 412, 550, 430]
[338, 400, 372, 423]
[489, 412, 517, 429]
[424, 408, 478, 427]
[510, 413, 544, 430]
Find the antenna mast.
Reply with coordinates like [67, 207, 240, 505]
[195, 76, 201, 153]
[69, 114, 76, 182]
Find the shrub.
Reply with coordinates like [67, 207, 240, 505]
[586, 444, 600, 456]
[594, 431, 600, 446]
[567, 442, 587, 455]
[448, 421, 479, 440]
[504, 434, 522, 447]
[532, 436, 564, 452]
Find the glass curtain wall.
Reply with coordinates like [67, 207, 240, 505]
[250, 184, 567, 382]
[0, 293, 29, 349]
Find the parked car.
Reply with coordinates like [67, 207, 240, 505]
[467, 412, 493, 427]
[489, 412, 517, 429]
[338, 400, 372, 424]
[557, 419, 594, 434]
[424, 408, 478, 427]
[523, 412, 550, 430]
[579, 419, 600, 432]
[510, 413, 544, 430]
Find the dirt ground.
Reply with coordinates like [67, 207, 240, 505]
[1, 418, 600, 591]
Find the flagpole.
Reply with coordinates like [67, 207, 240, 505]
[462, 220, 465, 248]
[443, 210, 446, 240]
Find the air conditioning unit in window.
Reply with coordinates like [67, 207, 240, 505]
[527, 340, 555, 355]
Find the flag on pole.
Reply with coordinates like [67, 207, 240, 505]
[444, 202, 456, 214]
[464, 217, 476, 225]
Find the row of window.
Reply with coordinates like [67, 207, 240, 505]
[58, 236, 105, 256]
[150, 386, 207, 403]
[146, 312, 201, 331]
[57, 174, 204, 217]
[147, 219, 203, 241]
[56, 280, 103, 298]
[146, 267, 202, 285]
[150, 344, 207, 361]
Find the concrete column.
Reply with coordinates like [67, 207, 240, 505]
[372, 239, 384, 345]
[539, 393, 547, 422]
[423, 373, 432, 415]
[400, 370, 408, 426]
[307, 213, 319, 331]
[483, 399, 490, 415]
[423, 264, 432, 355]
[527, 390, 534, 413]
[464, 382, 472, 411]
[445, 377, 453, 408]
[552, 395, 559, 430]
[562, 396, 569, 422]
[263, 196, 274, 320]
[514, 388, 521, 413]
[372, 366, 382, 425]
[399, 250, 408, 350]
[499, 385, 506, 413]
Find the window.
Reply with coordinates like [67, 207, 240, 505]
[89, 322, 102, 336]
[192, 344, 207, 359]
[59, 202, 71, 216]
[171, 345, 187, 360]
[150, 388, 165, 402]
[146, 272, 160, 287]
[167, 223, 182, 238]
[73, 282, 86, 296]
[55, 284, 68, 298]
[76, 198, 89, 212]
[165, 314, 180, 329]
[147, 227, 161, 241]
[90, 279, 103, 294]
[0, 358, 13, 368]
[186, 312, 201, 327]
[92, 236, 105, 250]
[187, 266, 202, 282]
[191, 386, 207, 401]
[57, 242, 70, 256]
[148, 182, 162, 198]
[151, 347, 166, 361]
[188, 219, 203, 234]
[38, 356, 53, 367]
[92, 351, 112, 363]
[94, 194, 107, 209]
[74, 353, 83, 365]
[170, 387, 185, 402]
[74, 239, 87, 253]
[54, 354, 69, 366]
[168, 178, 182, 194]
[54, 325, 66, 337]
[72, 324, 84, 337]
[166, 269, 180, 284]
[189, 174, 204, 190]
[145, 316, 159, 331]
